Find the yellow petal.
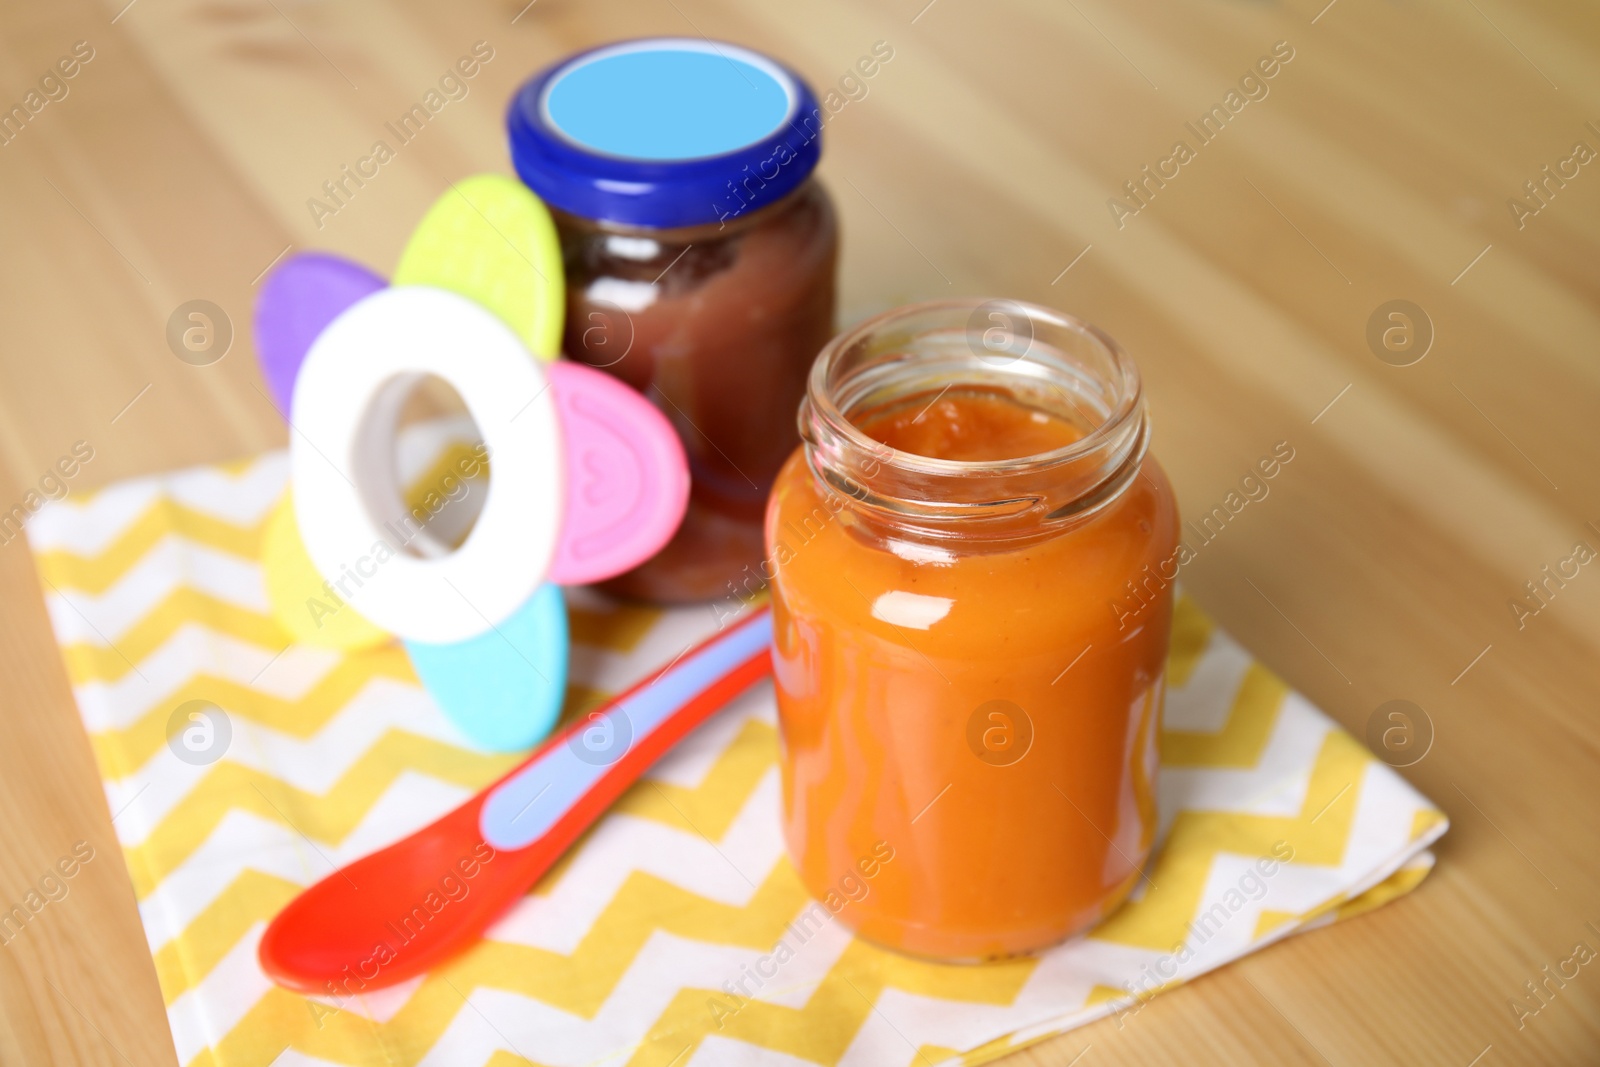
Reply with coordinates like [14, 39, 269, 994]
[262, 492, 392, 651]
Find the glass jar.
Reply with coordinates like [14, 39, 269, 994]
[766, 299, 1179, 960]
[508, 39, 838, 603]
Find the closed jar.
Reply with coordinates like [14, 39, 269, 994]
[509, 38, 838, 603]
[766, 299, 1179, 960]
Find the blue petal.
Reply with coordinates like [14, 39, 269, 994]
[404, 583, 568, 752]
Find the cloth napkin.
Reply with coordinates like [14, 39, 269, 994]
[27, 450, 1447, 1067]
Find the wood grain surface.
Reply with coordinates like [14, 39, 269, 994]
[1, 0, 1598, 1063]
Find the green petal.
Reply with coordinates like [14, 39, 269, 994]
[394, 174, 565, 359]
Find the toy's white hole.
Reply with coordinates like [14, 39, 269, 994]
[352, 373, 490, 561]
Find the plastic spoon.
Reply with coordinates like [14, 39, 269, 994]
[258, 606, 772, 994]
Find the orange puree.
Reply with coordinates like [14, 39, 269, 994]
[767, 387, 1178, 960]
[861, 388, 1087, 461]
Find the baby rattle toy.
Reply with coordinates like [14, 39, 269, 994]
[252, 174, 689, 751]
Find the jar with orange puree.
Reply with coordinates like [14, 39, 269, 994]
[766, 299, 1178, 960]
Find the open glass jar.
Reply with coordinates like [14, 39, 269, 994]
[508, 39, 838, 602]
[766, 299, 1179, 960]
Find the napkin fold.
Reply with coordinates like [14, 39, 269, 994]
[27, 450, 1446, 1067]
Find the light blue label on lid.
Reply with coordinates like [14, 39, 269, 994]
[544, 41, 794, 161]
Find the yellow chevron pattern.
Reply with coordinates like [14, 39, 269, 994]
[29, 452, 1447, 1067]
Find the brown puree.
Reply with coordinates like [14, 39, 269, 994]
[559, 182, 837, 603]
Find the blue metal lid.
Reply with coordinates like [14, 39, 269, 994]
[506, 38, 823, 230]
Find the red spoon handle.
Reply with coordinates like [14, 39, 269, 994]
[258, 607, 773, 994]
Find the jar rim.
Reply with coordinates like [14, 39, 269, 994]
[805, 298, 1145, 479]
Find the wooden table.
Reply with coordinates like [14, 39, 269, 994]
[1, 0, 1596, 1062]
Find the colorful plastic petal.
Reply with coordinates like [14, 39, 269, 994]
[261, 491, 391, 651]
[392, 174, 565, 360]
[546, 361, 690, 585]
[403, 583, 569, 752]
[254, 253, 387, 416]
